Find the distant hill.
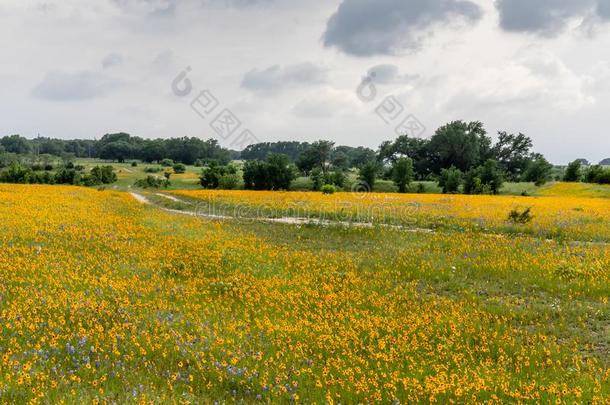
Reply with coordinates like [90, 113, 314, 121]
[601, 158, 610, 165]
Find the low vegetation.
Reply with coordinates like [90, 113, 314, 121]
[0, 184, 608, 403]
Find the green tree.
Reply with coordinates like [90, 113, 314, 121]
[99, 141, 133, 163]
[266, 154, 295, 190]
[525, 154, 553, 186]
[491, 132, 533, 181]
[563, 160, 582, 182]
[480, 159, 504, 194]
[428, 121, 492, 174]
[296, 141, 334, 174]
[243, 160, 269, 190]
[391, 158, 415, 193]
[438, 166, 462, 194]
[378, 135, 430, 178]
[358, 161, 380, 192]
[0, 135, 32, 155]
[463, 167, 483, 195]
[200, 163, 236, 189]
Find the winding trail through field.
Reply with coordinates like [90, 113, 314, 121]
[128, 191, 433, 231]
[127, 191, 610, 248]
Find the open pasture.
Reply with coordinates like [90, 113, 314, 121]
[0, 184, 608, 403]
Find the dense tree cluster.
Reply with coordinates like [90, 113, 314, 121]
[243, 154, 295, 191]
[3, 120, 605, 192]
[0, 133, 233, 165]
[0, 162, 116, 186]
[241, 141, 376, 174]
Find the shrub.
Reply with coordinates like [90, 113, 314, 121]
[416, 183, 426, 193]
[330, 171, 346, 189]
[201, 163, 236, 189]
[84, 166, 117, 186]
[218, 173, 240, 190]
[0, 162, 31, 183]
[173, 163, 186, 174]
[321, 184, 336, 195]
[480, 159, 504, 194]
[438, 166, 462, 194]
[134, 175, 170, 189]
[160, 158, 174, 167]
[144, 166, 162, 173]
[54, 167, 82, 185]
[358, 162, 379, 192]
[311, 168, 324, 191]
[131, 161, 138, 167]
[508, 207, 533, 224]
[584, 165, 610, 184]
[243, 155, 295, 191]
[463, 167, 483, 195]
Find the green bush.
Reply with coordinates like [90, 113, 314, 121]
[160, 159, 174, 167]
[358, 162, 379, 192]
[584, 165, 610, 184]
[201, 163, 236, 189]
[391, 158, 414, 193]
[321, 184, 336, 195]
[173, 163, 186, 174]
[218, 173, 241, 190]
[243, 154, 295, 191]
[83, 166, 117, 186]
[438, 166, 462, 194]
[134, 175, 170, 189]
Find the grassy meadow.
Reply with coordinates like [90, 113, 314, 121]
[0, 182, 608, 403]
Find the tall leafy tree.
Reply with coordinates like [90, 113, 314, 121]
[525, 154, 553, 186]
[358, 161, 380, 192]
[427, 121, 492, 174]
[296, 141, 334, 174]
[563, 160, 582, 182]
[491, 132, 533, 181]
[391, 158, 415, 193]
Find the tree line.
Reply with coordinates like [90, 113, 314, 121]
[2, 120, 609, 192]
[0, 133, 235, 165]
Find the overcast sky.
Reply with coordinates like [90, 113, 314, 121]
[1, 0, 610, 163]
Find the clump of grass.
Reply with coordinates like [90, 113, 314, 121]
[508, 207, 533, 224]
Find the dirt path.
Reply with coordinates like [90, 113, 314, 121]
[128, 192, 432, 231]
[155, 193, 186, 203]
[127, 191, 610, 247]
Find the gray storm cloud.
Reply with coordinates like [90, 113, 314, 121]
[496, 0, 610, 35]
[323, 0, 482, 56]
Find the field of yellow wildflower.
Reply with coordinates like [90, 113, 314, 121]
[0, 184, 608, 403]
[170, 187, 610, 241]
